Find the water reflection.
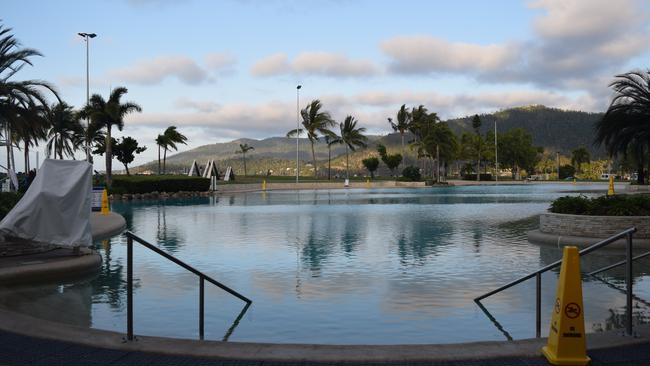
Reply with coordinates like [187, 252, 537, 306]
[2, 184, 649, 344]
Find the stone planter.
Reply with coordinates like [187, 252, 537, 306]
[528, 212, 650, 248]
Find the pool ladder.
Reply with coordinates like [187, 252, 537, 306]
[124, 231, 252, 341]
[475, 227, 643, 340]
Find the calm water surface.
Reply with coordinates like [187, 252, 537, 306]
[2, 183, 649, 344]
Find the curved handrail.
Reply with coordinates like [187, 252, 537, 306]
[124, 231, 252, 341]
[475, 227, 637, 338]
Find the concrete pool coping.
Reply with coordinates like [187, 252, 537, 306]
[527, 229, 650, 249]
[0, 306, 648, 363]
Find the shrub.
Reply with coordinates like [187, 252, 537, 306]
[401, 166, 421, 181]
[111, 175, 210, 194]
[462, 174, 493, 181]
[0, 192, 22, 220]
[550, 194, 650, 216]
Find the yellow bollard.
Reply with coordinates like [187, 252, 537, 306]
[542, 246, 590, 365]
[262, 179, 266, 191]
[101, 188, 110, 216]
[607, 175, 615, 196]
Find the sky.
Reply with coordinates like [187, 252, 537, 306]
[4, 0, 650, 170]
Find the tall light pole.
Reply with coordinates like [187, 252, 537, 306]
[494, 118, 498, 182]
[296, 85, 301, 183]
[78, 32, 96, 162]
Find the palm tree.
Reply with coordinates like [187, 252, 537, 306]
[324, 133, 341, 180]
[287, 100, 335, 177]
[45, 102, 82, 159]
[237, 143, 254, 176]
[11, 104, 47, 172]
[389, 104, 411, 158]
[161, 126, 187, 174]
[339, 115, 368, 179]
[83, 87, 141, 187]
[595, 70, 650, 185]
[73, 119, 105, 164]
[571, 147, 590, 173]
[155, 134, 166, 175]
[0, 24, 59, 173]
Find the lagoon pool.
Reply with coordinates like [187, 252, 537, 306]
[2, 183, 649, 344]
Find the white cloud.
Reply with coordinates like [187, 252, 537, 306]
[204, 52, 237, 71]
[251, 51, 379, 77]
[109, 55, 209, 85]
[380, 0, 650, 92]
[250, 53, 290, 76]
[381, 36, 519, 75]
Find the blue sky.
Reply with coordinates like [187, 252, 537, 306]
[4, 0, 650, 169]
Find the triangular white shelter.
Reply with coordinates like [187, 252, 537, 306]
[188, 160, 201, 177]
[202, 160, 219, 178]
[0, 159, 92, 247]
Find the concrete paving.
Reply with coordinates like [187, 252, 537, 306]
[1, 305, 650, 364]
[1, 327, 650, 365]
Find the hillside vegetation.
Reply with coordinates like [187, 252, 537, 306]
[134, 105, 604, 176]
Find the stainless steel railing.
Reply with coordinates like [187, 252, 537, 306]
[475, 227, 637, 338]
[124, 231, 252, 341]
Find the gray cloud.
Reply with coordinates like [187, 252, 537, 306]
[109, 55, 209, 85]
[380, 0, 650, 92]
[251, 52, 379, 78]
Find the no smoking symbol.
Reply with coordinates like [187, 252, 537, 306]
[565, 303, 581, 319]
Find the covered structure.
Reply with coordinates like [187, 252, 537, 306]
[0, 159, 93, 249]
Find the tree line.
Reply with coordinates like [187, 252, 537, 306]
[0, 24, 189, 188]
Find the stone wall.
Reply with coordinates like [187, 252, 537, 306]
[539, 212, 650, 239]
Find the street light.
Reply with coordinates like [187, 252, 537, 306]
[296, 85, 301, 184]
[78, 32, 97, 162]
[494, 117, 498, 182]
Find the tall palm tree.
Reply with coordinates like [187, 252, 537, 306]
[324, 133, 341, 180]
[83, 87, 141, 187]
[73, 119, 105, 164]
[595, 70, 650, 185]
[161, 126, 187, 174]
[389, 104, 411, 158]
[472, 114, 482, 181]
[287, 100, 335, 177]
[11, 104, 47, 172]
[0, 24, 59, 173]
[339, 115, 368, 179]
[45, 102, 81, 159]
[237, 143, 254, 176]
[155, 134, 166, 175]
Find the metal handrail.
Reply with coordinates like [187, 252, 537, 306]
[475, 227, 637, 338]
[125, 231, 252, 341]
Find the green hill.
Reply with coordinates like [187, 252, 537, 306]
[134, 105, 605, 176]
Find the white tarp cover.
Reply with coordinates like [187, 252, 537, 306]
[0, 159, 93, 247]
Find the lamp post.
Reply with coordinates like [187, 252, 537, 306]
[78, 32, 96, 162]
[296, 85, 301, 184]
[494, 118, 498, 182]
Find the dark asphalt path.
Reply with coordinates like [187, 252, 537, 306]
[1, 330, 649, 365]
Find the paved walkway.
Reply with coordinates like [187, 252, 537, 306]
[0, 329, 649, 366]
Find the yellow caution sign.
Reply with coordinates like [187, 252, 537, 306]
[573, 178, 576, 185]
[542, 246, 590, 366]
[262, 179, 266, 191]
[101, 188, 110, 215]
[366, 178, 371, 188]
[607, 175, 615, 196]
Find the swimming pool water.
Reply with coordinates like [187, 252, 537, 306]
[2, 183, 648, 344]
